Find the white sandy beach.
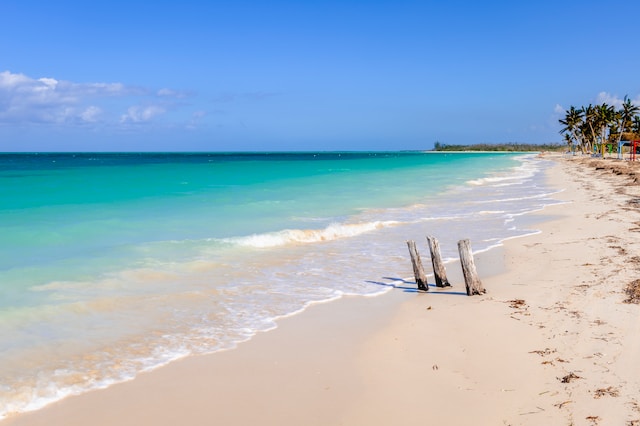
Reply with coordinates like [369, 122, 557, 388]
[4, 154, 640, 426]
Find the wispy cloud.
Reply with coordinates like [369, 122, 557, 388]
[0, 70, 185, 127]
[555, 92, 640, 116]
[596, 92, 640, 108]
[553, 104, 564, 114]
[120, 105, 166, 123]
[157, 88, 189, 98]
[80, 106, 103, 123]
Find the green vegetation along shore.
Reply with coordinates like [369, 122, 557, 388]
[432, 142, 565, 152]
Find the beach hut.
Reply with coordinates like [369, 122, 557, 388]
[617, 140, 640, 161]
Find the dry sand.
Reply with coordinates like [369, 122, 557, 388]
[4, 155, 640, 426]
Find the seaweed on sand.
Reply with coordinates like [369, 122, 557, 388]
[623, 279, 640, 304]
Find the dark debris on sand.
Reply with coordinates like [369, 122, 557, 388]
[624, 279, 640, 304]
[560, 372, 581, 383]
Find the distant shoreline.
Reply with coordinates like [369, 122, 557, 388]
[432, 142, 565, 152]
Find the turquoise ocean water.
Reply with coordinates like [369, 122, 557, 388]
[0, 152, 559, 418]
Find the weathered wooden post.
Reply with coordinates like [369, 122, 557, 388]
[406, 240, 429, 291]
[457, 239, 486, 296]
[426, 235, 451, 287]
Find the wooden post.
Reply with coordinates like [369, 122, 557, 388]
[406, 240, 428, 291]
[426, 235, 451, 287]
[457, 239, 485, 296]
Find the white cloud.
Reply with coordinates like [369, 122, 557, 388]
[80, 106, 102, 122]
[0, 72, 77, 123]
[596, 92, 624, 108]
[120, 105, 166, 123]
[0, 70, 129, 124]
[37, 77, 58, 89]
[157, 88, 188, 98]
[554, 104, 565, 114]
[596, 92, 640, 108]
[0, 71, 31, 88]
[0, 70, 184, 127]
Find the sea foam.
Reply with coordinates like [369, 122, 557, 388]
[224, 220, 401, 248]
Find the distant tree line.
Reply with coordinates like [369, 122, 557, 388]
[432, 142, 564, 152]
[559, 96, 640, 154]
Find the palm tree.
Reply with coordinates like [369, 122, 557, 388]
[559, 97, 640, 156]
[633, 116, 640, 138]
[559, 106, 584, 152]
[614, 96, 640, 146]
[581, 105, 599, 153]
[594, 103, 615, 155]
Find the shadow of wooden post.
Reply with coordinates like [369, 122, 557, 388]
[426, 235, 451, 288]
[457, 239, 486, 296]
[406, 240, 428, 291]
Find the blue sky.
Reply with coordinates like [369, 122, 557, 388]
[1, 0, 639, 152]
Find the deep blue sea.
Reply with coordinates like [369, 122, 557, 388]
[0, 152, 559, 418]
